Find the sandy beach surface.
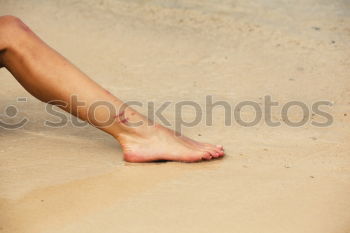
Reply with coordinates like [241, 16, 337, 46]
[0, 0, 349, 232]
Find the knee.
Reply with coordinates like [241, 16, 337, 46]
[0, 15, 26, 31]
[0, 15, 29, 50]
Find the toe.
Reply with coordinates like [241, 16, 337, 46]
[209, 149, 220, 158]
[208, 146, 223, 157]
[202, 152, 212, 160]
[204, 148, 217, 158]
[216, 145, 224, 152]
[216, 147, 224, 156]
[209, 147, 224, 158]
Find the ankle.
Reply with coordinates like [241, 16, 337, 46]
[111, 118, 153, 141]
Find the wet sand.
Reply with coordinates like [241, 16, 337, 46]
[0, 0, 350, 232]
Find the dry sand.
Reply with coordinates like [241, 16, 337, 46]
[0, 0, 350, 232]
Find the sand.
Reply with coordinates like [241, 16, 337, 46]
[0, 0, 349, 232]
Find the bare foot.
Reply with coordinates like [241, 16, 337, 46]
[115, 117, 225, 163]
